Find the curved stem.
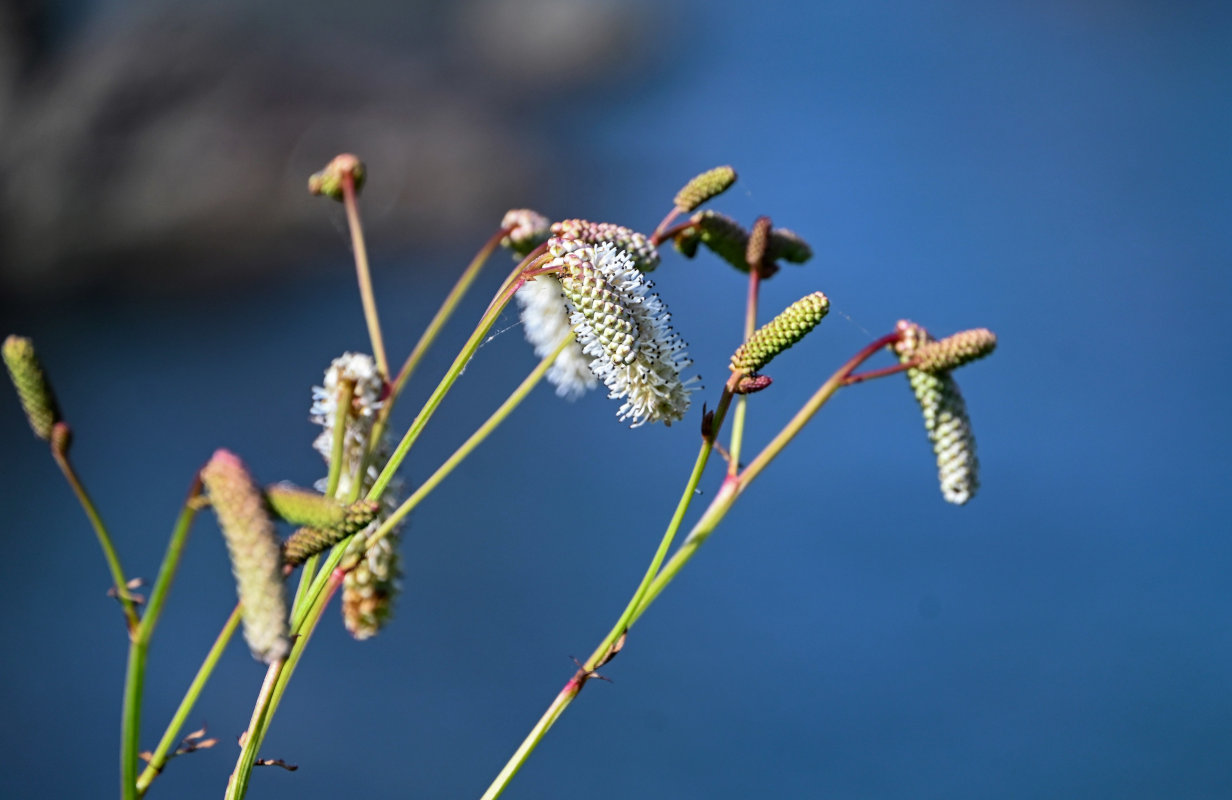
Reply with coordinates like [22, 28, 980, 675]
[727, 267, 762, 476]
[52, 449, 138, 633]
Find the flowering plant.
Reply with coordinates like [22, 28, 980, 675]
[4, 155, 996, 799]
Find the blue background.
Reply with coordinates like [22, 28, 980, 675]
[2, 1, 1230, 798]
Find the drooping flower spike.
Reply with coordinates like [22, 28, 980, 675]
[551, 219, 660, 272]
[893, 321, 981, 506]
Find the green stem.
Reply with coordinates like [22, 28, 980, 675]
[727, 266, 762, 476]
[342, 173, 388, 378]
[366, 255, 546, 501]
[120, 637, 146, 800]
[633, 333, 900, 620]
[479, 388, 736, 800]
[120, 477, 205, 798]
[365, 332, 566, 551]
[52, 449, 138, 632]
[225, 656, 285, 800]
[390, 227, 509, 403]
[136, 604, 241, 795]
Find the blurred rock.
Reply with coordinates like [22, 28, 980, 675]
[0, 0, 650, 295]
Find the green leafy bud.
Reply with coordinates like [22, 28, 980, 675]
[911, 328, 997, 373]
[200, 450, 289, 662]
[893, 321, 980, 505]
[730, 292, 830, 373]
[674, 166, 737, 212]
[3, 335, 62, 440]
[307, 153, 365, 201]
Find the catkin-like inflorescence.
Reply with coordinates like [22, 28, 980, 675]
[500, 208, 551, 256]
[674, 165, 737, 212]
[340, 532, 399, 640]
[200, 450, 289, 662]
[689, 210, 751, 272]
[3, 335, 61, 440]
[675, 212, 814, 273]
[265, 483, 349, 529]
[730, 292, 830, 374]
[280, 500, 381, 567]
[514, 274, 599, 399]
[553, 242, 696, 427]
[911, 328, 997, 373]
[746, 216, 772, 273]
[307, 153, 365, 201]
[551, 219, 660, 272]
[894, 321, 980, 505]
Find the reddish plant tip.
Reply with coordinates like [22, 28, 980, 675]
[307, 154, 367, 201]
[734, 374, 773, 394]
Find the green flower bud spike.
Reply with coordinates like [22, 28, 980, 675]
[551, 219, 660, 272]
[674, 165, 737, 212]
[912, 328, 997, 373]
[200, 450, 289, 662]
[307, 153, 366, 201]
[4, 335, 62, 440]
[281, 501, 381, 568]
[730, 292, 830, 374]
[893, 321, 981, 505]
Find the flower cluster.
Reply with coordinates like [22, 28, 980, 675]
[551, 241, 696, 427]
[310, 352, 404, 639]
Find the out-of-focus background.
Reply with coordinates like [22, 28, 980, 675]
[2, 0, 1230, 797]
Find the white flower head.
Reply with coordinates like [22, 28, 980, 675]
[553, 242, 696, 427]
[310, 352, 386, 497]
[515, 274, 599, 400]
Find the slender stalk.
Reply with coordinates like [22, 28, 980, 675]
[479, 388, 736, 800]
[342, 173, 388, 378]
[52, 449, 138, 632]
[225, 658, 285, 800]
[366, 255, 547, 501]
[136, 604, 241, 795]
[120, 636, 146, 800]
[727, 267, 762, 476]
[649, 207, 682, 245]
[121, 478, 205, 799]
[390, 226, 510, 403]
[366, 334, 566, 551]
[633, 333, 901, 619]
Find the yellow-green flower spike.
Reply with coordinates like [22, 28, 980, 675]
[893, 321, 980, 505]
[693, 210, 752, 272]
[674, 166, 737, 212]
[200, 450, 289, 662]
[551, 219, 660, 272]
[3, 335, 62, 440]
[730, 292, 830, 374]
[280, 500, 381, 567]
[341, 532, 400, 640]
[307, 153, 365, 201]
[911, 328, 997, 373]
